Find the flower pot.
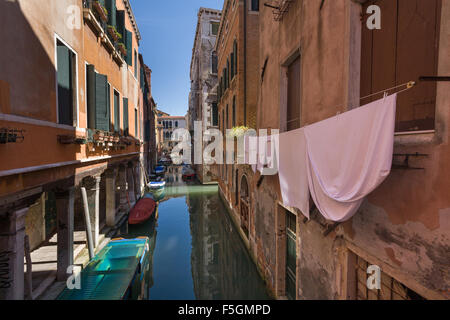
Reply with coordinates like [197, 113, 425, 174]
[107, 26, 118, 42]
[118, 43, 127, 56]
[93, 1, 108, 22]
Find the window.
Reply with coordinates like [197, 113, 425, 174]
[233, 40, 238, 77]
[212, 52, 218, 74]
[353, 255, 424, 300]
[286, 55, 301, 131]
[232, 97, 236, 127]
[56, 40, 77, 126]
[251, 0, 259, 11]
[222, 110, 225, 134]
[113, 90, 120, 132]
[134, 50, 138, 77]
[212, 103, 218, 126]
[123, 97, 129, 135]
[361, 0, 441, 132]
[227, 59, 230, 88]
[285, 209, 297, 300]
[231, 52, 234, 79]
[226, 104, 229, 131]
[175, 121, 178, 128]
[211, 22, 219, 36]
[135, 108, 138, 138]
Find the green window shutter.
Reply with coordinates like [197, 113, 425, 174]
[135, 109, 138, 137]
[105, 0, 116, 27]
[123, 97, 129, 135]
[134, 50, 138, 77]
[87, 64, 96, 129]
[125, 29, 133, 65]
[114, 92, 120, 132]
[116, 10, 125, 40]
[107, 84, 111, 132]
[57, 44, 73, 126]
[95, 73, 109, 131]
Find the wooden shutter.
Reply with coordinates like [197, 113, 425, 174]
[57, 44, 73, 126]
[123, 97, 129, 135]
[361, 0, 441, 132]
[95, 73, 109, 131]
[87, 64, 96, 129]
[105, 0, 116, 27]
[125, 30, 133, 65]
[287, 56, 301, 132]
[114, 91, 120, 132]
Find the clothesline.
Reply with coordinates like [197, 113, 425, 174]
[286, 80, 416, 125]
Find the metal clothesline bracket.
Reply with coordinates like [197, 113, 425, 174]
[392, 152, 428, 170]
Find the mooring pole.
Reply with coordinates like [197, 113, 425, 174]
[81, 187, 95, 259]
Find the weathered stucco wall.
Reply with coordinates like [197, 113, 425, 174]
[254, 0, 450, 299]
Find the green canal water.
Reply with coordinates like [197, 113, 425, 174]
[125, 167, 270, 300]
[125, 167, 269, 300]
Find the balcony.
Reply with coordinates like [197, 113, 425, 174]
[82, 0, 125, 66]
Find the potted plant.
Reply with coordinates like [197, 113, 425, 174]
[228, 126, 252, 138]
[93, 1, 108, 22]
[107, 25, 120, 42]
[93, 131, 105, 142]
[118, 42, 127, 56]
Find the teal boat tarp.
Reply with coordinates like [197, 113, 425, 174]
[58, 238, 149, 300]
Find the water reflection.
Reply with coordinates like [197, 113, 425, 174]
[127, 166, 270, 300]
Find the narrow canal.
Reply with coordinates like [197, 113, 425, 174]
[126, 166, 270, 300]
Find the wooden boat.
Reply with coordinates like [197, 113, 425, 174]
[57, 237, 150, 300]
[154, 165, 165, 175]
[148, 180, 166, 190]
[128, 198, 157, 225]
[182, 166, 196, 181]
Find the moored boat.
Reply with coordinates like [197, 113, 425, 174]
[57, 237, 150, 300]
[182, 166, 196, 181]
[128, 198, 157, 225]
[148, 180, 166, 190]
[154, 165, 165, 175]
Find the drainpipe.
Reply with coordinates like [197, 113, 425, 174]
[244, 0, 247, 126]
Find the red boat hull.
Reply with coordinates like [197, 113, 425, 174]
[128, 198, 156, 225]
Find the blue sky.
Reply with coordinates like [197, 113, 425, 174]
[131, 0, 222, 116]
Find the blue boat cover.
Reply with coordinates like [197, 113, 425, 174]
[57, 238, 149, 300]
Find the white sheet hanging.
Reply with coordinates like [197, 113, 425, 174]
[304, 94, 397, 222]
[278, 128, 310, 218]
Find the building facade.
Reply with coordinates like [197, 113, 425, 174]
[189, 7, 222, 184]
[0, 0, 154, 300]
[213, 0, 450, 300]
[156, 113, 187, 158]
[215, 0, 260, 270]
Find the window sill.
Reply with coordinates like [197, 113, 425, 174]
[394, 130, 436, 147]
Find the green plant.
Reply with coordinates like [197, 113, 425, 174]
[228, 126, 251, 138]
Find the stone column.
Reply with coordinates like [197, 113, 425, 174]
[0, 207, 27, 300]
[92, 176, 101, 247]
[118, 166, 128, 212]
[55, 188, 74, 282]
[105, 169, 117, 228]
[127, 165, 136, 207]
[134, 161, 144, 200]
